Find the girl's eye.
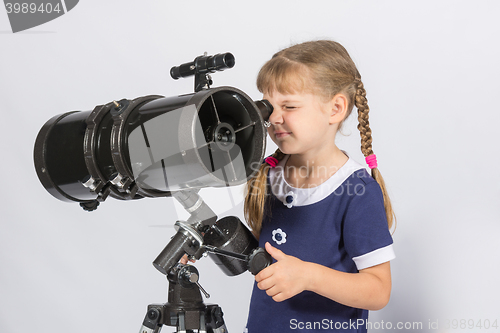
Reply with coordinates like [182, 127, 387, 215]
[284, 106, 296, 110]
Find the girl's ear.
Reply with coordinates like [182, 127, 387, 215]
[329, 93, 348, 125]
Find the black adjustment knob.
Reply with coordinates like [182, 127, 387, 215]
[247, 247, 272, 275]
[147, 309, 159, 320]
[80, 200, 100, 212]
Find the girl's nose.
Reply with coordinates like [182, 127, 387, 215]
[268, 107, 283, 125]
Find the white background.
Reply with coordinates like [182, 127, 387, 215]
[1, 1, 499, 332]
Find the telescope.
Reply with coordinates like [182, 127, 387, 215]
[33, 52, 273, 333]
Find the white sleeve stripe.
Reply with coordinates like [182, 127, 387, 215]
[352, 244, 395, 270]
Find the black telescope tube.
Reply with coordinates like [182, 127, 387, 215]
[170, 53, 235, 79]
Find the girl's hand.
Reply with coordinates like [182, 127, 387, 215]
[255, 242, 392, 309]
[180, 254, 196, 265]
[255, 242, 311, 302]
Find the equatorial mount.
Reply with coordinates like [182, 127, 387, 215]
[140, 188, 271, 333]
[141, 264, 226, 333]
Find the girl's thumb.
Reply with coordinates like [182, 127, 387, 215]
[265, 242, 286, 261]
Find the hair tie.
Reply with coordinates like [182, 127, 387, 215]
[365, 154, 378, 169]
[265, 156, 279, 168]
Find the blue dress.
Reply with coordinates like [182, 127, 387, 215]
[246, 155, 395, 333]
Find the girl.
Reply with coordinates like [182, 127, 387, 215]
[244, 40, 395, 332]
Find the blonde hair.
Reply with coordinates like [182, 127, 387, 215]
[244, 40, 395, 236]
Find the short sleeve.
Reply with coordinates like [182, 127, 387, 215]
[343, 181, 395, 270]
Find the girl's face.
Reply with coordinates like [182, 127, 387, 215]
[264, 90, 344, 157]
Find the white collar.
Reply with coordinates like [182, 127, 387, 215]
[268, 154, 365, 208]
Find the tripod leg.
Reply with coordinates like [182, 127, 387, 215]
[139, 308, 163, 333]
[177, 312, 186, 333]
[205, 305, 228, 333]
